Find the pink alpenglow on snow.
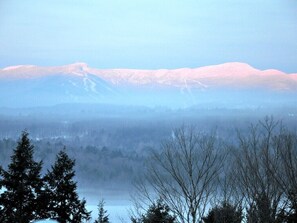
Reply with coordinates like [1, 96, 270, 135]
[1, 62, 296, 91]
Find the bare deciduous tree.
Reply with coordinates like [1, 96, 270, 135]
[268, 126, 297, 221]
[233, 117, 285, 223]
[133, 126, 226, 223]
[132, 118, 297, 223]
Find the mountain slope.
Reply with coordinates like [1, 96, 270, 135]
[0, 62, 296, 108]
[0, 63, 116, 107]
[2, 62, 296, 90]
[89, 62, 297, 91]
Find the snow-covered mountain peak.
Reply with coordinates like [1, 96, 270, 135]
[0, 62, 296, 91]
[65, 62, 89, 70]
[193, 62, 259, 77]
[0, 62, 296, 108]
[2, 65, 36, 71]
[59, 62, 89, 76]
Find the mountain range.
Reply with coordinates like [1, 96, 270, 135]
[0, 62, 296, 108]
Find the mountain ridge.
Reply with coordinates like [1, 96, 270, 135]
[1, 62, 296, 91]
[1, 62, 296, 108]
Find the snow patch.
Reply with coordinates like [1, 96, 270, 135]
[83, 75, 99, 94]
[2, 65, 35, 71]
[192, 80, 209, 88]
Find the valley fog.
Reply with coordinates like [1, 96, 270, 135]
[0, 104, 296, 221]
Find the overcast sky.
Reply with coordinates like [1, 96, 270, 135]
[0, 0, 296, 72]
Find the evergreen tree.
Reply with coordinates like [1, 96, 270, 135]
[202, 202, 242, 223]
[132, 199, 176, 223]
[287, 190, 297, 222]
[0, 131, 43, 223]
[246, 193, 276, 223]
[44, 149, 91, 223]
[94, 200, 109, 223]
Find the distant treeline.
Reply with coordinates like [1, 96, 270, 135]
[1, 116, 297, 222]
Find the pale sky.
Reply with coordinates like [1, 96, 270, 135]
[0, 0, 296, 72]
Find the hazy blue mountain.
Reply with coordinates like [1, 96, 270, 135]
[1, 62, 296, 108]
